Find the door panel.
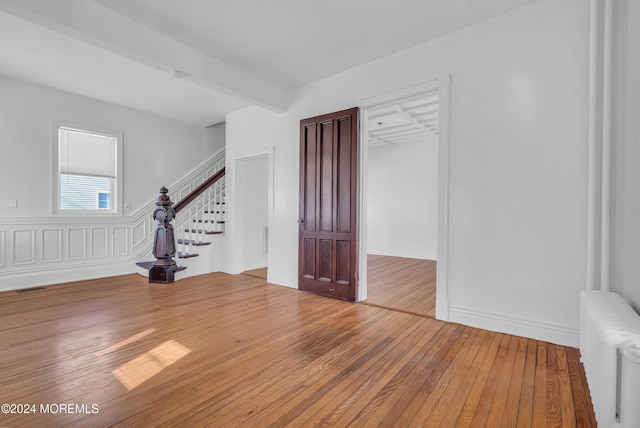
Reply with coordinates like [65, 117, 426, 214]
[303, 124, 317, 233]
[319, 239, 332, 281]
[320, 121, 333, 232]
[337, 117, 352, 233]
[302, 238, 315, 279]
[336, 240, 350, 284]
[299, 107, 359, 301]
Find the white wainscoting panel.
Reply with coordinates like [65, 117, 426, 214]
[113, 227, 128, 256]
[42, 229, 62, 263]
[132, 218, 147, 249]
[178, 187, 191, 202]
[92, 227, 109, 258]
[68, 228, 87, 260]
[0, 230, 5, 267]
[13, 229, 35, 265]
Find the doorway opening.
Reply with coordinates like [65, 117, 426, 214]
[236, 154, 270, 280]
[359, 78, 450, 319]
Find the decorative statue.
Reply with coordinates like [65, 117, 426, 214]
[149, 187, 179, 283]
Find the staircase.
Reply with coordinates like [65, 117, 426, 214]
[136, 168, 226, 282]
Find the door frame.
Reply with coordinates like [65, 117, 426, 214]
[359, 75, 451, 320]
[231, 146, 274, 275]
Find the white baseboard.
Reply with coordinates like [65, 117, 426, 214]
[367, 250, 436, 260]
[435, 298, 449, 320]
[448, 305, 579, 347]
[0, 261, 136, 292]
[267, 271, 298, 289]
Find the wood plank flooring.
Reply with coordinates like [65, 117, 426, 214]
[366, 254, 437, 317]
[241, 267, 268, 280]
[0, 272, 595, 427]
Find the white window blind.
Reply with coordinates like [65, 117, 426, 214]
[59, 127, 117, 178]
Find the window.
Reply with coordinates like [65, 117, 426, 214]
[53, 122, 123, 214]
[97, 192, 110, 209]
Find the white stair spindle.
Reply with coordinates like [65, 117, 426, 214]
[199, 193, 205, 241]
[179, 210, 186, 256]
[213, 181, 218, 231]
[207, 186, 213, 233]
[217, 181, 222, 229]
[196, 194, 201, 244]
[188, 203, 193, 252]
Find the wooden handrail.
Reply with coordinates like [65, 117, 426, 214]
[173, 167, 225, 214]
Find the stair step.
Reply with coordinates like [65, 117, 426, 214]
[136, 261, 154, 270]
[177, 239, 211, 246]
[177, 252, 199, 259]
[185, 229, 224, 234]
[135, 261, 186, 272]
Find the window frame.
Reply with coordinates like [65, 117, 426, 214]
[52, 120, 124, 216]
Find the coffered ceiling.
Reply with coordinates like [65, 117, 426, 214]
[368, 92, 439, 146]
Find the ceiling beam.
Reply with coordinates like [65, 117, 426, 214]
[393, 106, 432, 135]
[0, 0, 289, 112]
[400, 99, 439, 112]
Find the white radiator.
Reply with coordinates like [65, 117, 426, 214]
[580, 290, 640, 427]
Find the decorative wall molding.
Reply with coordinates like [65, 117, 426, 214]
[68, 228, 87, 260]
[131, 219, 147, 250]
[0, 149, 225, 292]
[42, 229, 62, 263]
[92, 227, 109, 258]
[0, 230, 5, 267]
[113, 227, 128, 257]
[13, 230, 35, 265]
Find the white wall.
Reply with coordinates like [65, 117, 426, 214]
[225, 0, 589, 346]
[367, 138, 438, 259]
[205, 122, 226, 157]
[0, 76, 224, 288]
[611, 0, 640, 312]
[237, 156, 269, 271]
[0, 76, 219, 218]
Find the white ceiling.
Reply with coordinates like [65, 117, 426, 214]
[0, 0, 539, 127]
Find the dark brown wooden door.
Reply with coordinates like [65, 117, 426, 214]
[299, 107, 359, 301]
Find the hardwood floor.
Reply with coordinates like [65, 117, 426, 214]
[241, 267, 268, 280]
[0, 272, 595, 427]
[366, 254, 437, 318]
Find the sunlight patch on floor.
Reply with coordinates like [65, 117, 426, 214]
[112, 340, 191, 390]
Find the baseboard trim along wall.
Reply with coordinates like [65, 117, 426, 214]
[0, 260, 135, 292]
[448, 305, 579, 348]
[366, 250, 436, 261]
[266, 272, 298, 289]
